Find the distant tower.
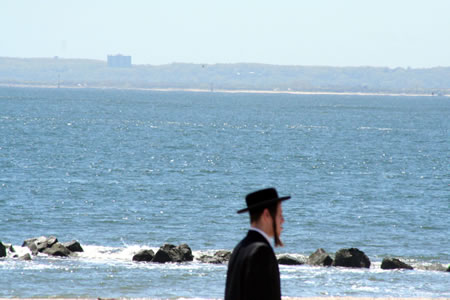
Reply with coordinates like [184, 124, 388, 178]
[107, 54, 132, 68]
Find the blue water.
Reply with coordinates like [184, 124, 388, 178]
[0, 87, 449, 298]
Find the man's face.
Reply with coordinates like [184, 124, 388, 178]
[275, 202, 285, 236]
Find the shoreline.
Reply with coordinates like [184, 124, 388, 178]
[0, 83, 448, 98]
[1, 298, 449, 300]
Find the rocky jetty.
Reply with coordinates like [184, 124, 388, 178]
[4, 236, 449, 274]
[134, 244, 194, 263]
[277, 254, 304, 265]
[381, 258, 413, 270]
[333, 248, 371, 268]
[308, 248, 333, 266]
[22, 236, 82, 257]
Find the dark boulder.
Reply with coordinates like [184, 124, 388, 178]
[132, 249, 155, 262]
[153, 248, 173, 263]
[277, 254, 304, 265]
[1, 243, 15, 254]
[152, 244, 194, 263]
[63, 240, 84, 252]
[42, 243, 71, 257]
[308, 248, 333, 266]
[447, 265, 450, 272]
[333, 248, 371, 268]
[178, 244, 194, 261]
[0, 241, 6, 257]
[381, 258, 413, 270]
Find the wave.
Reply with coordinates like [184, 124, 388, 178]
[3, 244, 448, 272]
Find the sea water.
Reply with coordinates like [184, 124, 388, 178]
[0, 87, 448, 298]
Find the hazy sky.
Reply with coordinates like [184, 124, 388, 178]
[2, 0, 449, 67]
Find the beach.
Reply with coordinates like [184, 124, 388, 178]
[1, 298, 449, 300]
[0, 82, 448, 97]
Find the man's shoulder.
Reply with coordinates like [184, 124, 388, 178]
[246, 229, 271, 245]
[248, 241, 274, 258]
[231, 231, 272, 257]
[242, 233, 274, 259]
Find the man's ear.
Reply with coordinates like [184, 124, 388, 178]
[262, 208, 271, 221]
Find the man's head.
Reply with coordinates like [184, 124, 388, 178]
[238, 188, 290, 247]
[249, 201, 285, 247]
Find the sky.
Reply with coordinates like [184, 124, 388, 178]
[1, 0, 450, 68]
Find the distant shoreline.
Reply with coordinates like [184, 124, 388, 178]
[0, 82, 449, 98]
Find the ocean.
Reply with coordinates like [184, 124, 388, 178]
[0, 87, 449, 298]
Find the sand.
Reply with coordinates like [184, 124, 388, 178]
[1, 82, 448, 98]
[1, 298, 449, 300]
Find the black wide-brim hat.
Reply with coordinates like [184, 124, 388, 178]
[237, 187, 291, 214]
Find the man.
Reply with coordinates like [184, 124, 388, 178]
[225, 187, 290, 300]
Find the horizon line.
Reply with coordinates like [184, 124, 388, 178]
[1, 56, 449, 70]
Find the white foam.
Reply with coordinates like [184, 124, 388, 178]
[78, 244, 158, 263]
[357, 126, 393, 131]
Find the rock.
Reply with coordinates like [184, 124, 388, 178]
[198, 250, 232, 264]
[198, 255, 223, 264]
[42, 242, 71, 257]
[153, 247, 173, 263]
[0, 241, 6, 257]
[23, 236, 58, 255]
[178, 244, 194, 261]
[46, 236, 58, 247]
[214, 250, 231, 262]
[277, 254, 304, 265]
[63, 240, 84, 252]
[19, 253, 32, 261]
[308, 248, 333, 266]
[417, 264, 448, 272]
[23, 236, 72, 256]
[36, 236, 58, 252]
[22, 237, 39, 247]
[152, 244, 194, 263]
[132, 249, 155, 262]
[22, 237, 39, 255]
[447, 265, 450, 272]
[381, 258, 413, 270]
[3, 243, 15, 253]
[333, 248, 371, 268]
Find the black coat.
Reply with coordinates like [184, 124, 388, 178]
[225, 230, 281, 300]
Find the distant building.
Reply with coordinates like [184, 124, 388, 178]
[107, 54, 132, 68]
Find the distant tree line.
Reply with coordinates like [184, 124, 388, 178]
[0, 57, 449, 95]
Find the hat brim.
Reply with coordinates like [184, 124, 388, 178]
[237, 196, 291, 214]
